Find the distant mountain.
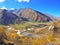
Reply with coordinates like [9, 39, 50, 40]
[0, 8, 56, 25]
[0, 9, 22, 25]
[15, 8, 55, 22]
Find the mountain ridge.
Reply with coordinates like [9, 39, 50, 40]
[15, 8, 55, 22]
[0, 8, 56, 25]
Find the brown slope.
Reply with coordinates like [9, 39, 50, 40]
[15, 8, 55, 22]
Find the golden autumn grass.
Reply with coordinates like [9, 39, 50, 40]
[0, 19, 60, 45]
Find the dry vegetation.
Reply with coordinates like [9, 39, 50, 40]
[0, 20, 60, 45]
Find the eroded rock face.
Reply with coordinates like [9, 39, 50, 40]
[15, 8, 55, 22]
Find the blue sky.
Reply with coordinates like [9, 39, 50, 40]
[0, 0, 60, 17]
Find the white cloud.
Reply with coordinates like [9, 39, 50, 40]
[17, 0, 22, 2]
[15, 0, 30, 3]
[23, 0, 29, 2]
[0, 0, 5, 3]
[10, 8, 15, 10]
[1, 6, 7, 9]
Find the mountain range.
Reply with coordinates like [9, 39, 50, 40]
[0, 8, 55, 25]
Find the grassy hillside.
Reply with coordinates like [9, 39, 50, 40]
[0, 20, 60, 45]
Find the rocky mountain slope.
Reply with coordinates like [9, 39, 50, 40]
[0, 9, 21, 25]
[15, 8, 55, 22]
[0, 8, 55, 25]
